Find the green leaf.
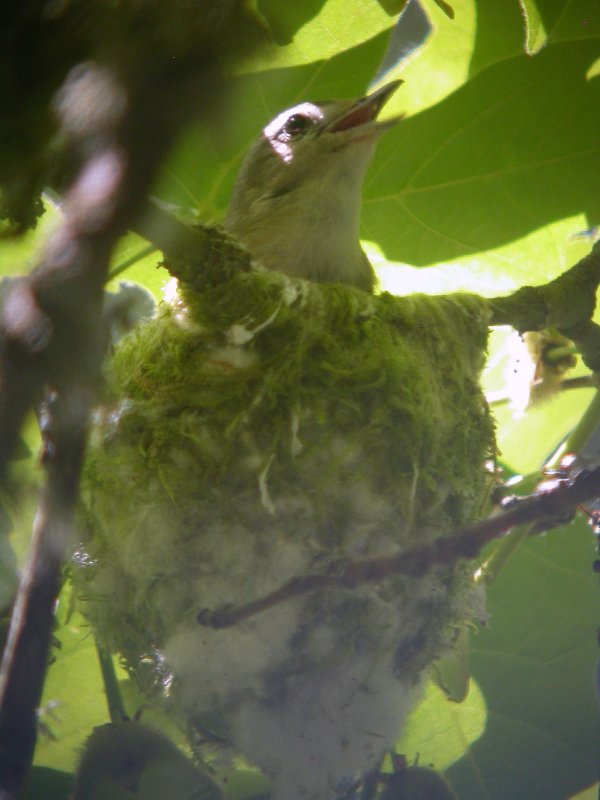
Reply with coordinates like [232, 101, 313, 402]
[394, 0, 477, 108]
[73, 720, 222, 800]
[246, 0, 395, 69]
[0, 200, 61, 279]
[520, 0, 600, 54]
[155, 27, 395, 221]
[363, 37, 600, 269]
[381, 765, 459, 800]
[446, 518, 599, 800]
[519, 0, 548, 54]
[397, 678, 487, 769]
[396, 516, 598, 800]
[107, 234, 166, 300]
[432, 626, 471, 703]
[26, 767, 74, 800]
[33, 606, 110, 774]
[378, 0, 408, 14]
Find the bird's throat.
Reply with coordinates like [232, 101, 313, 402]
[232, 185, 373, 290]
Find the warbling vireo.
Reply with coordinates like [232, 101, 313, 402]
[225, 81, 402, 293]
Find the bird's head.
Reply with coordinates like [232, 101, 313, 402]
[225, 81, 402, 289]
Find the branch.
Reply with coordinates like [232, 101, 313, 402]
[0, 389, 90, 795]
[0, 53, 236, 798]
[488, 241, 600, 371]
[197, 463, 598, 629]
[132, 198, 252, 290]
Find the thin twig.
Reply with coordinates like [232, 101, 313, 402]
[198, 463, 599, 629]
[107, 244, 157, 282]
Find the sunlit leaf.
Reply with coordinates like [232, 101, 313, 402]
[33, 607, 108, 775]
[243, 0, 395, 71]
[519, 0, 547, 54]
[447, 518, 599, 800]
[363, 37, 600, 268]
[520, 0, 600, 54]
[397, 679, 487, 769]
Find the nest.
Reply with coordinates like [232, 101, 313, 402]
[76, 264, 494, 799]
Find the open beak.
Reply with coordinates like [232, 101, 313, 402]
[327, 80, 403, 134]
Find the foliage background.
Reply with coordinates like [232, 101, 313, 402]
[1, 1, 599, 798]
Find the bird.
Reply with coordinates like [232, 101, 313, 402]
[225, 81, 402, 292]
[76, 82, 493, 800]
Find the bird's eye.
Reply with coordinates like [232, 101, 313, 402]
[279, 114, 313, 140]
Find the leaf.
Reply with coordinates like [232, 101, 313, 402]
[155, 28, 395, 220]
[26, 767, 74, 800]
[396, 516, 599, 800]
[107, 234, 166, 299]
[252, 0, 332, 47]
[381, 765, 459, 800]
[432, 626, 471, 703]
[244, 0, 395, 70]
[363, 37, 600, 268]
[374, 0, 433, 78]
[376, 0, 409, 16]
[33, 607, 109, 774]
[432, 0, 455, 19]
[519, 0, 548, 54]
[0, 200, 61, 279]
[395, 0, 477, 108]
[397, 679, 487, 769]
[73, 720, 223, 800]
[446, 517, 599, 800]
[467, 1, 526, 75]
[520, 0, 600, 54]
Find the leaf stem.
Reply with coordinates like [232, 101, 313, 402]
[474, 523, 533, 585]
[557, 386, 600, 459]
[107, 244, 157, 282]
[96, 644, 127, 723]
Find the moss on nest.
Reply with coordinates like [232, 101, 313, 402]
[95, 268, 492, 521]
[77, 265, 495, 799]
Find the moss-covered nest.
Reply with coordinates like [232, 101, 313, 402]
[76, 265, 494, 800]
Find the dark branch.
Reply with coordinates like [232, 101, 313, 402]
[0, 389, 90, 795]
[0, 50, 240, 798]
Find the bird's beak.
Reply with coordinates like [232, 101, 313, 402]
[326, 80, 403, 134]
